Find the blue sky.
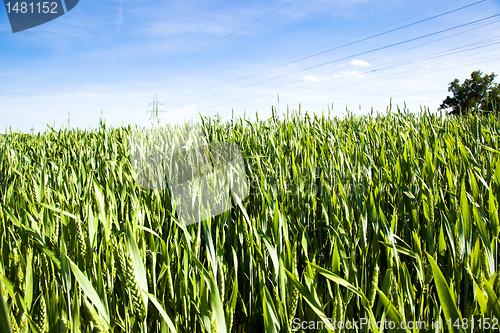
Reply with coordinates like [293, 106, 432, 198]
[1, 0, 500, 132]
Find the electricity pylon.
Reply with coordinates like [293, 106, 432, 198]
[147, 93, 167, 125]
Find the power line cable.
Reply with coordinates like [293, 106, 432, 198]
[282, 51, 500, 108]
[180, 43, 500, 115]
[191, 20, 500, 107]
[368, 42, 500, 73]
[199, 52, 500, 115]
[266, 0, 465, 66]
[168, 13, 500, 109]
[195, 38, 500, 111]
[295, 50, 500, 104]
[120, 0, 479, 122]
[165, 0, 489, 103]
[129, 49, 500, 120]
[146, 0, 299, 80]
[356, 19, 500, 65]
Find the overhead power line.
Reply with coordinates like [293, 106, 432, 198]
[165, 0, 489, 104]
[146, 0, 299, 80]
[198, 47, 500, 113]
[198, 52, 500, 114]
[266, 0, 465, 68]
[167, 12, 500, 110]
[197, 19, 500, 107]
[183, 23, 500, 112]
[258, 27, 500, 99]
[184, 29, 500, 111]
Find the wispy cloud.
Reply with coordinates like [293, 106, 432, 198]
[303, 74, 320, 82]
[333, 70, 363, 78]
[287, 0, 393, 19]
[143, 2, 267, 37]
[349, 59, 371, 68]
[150, 20, 233, 36]
[116, 0, 124, 32]
[303, 70, 363, 82]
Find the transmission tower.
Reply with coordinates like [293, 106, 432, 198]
[147, 93, 167, 124]
[67, 112, 74, 130]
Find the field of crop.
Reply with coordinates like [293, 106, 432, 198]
[1, 107, 500, 332]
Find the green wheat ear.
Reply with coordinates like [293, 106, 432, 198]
[287, 245, 299, 326]
[9, 307, 19, 333]
[49, 216, 60, 258]
[12, 249, 24, 293]
[76, 219, 87, 269]
[113, 238, 146, 322]
[33, 295, 47, 333]
[367, 264, 379, 308]
[83, 297, 108, 333]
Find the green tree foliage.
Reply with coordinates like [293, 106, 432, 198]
[440, 70, 500, 115]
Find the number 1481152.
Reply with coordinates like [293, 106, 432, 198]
[5, 2, 59, 14]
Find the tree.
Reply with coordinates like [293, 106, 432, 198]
[439, 70, 500, 115]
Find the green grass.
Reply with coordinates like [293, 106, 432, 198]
[1, 106, 500, 332]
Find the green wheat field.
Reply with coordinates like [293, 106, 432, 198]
[1, 107, 500, 332]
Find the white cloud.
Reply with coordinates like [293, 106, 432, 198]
[116, 0, 124, 33]
[303, 70, 362, 82]
[349, 59, 371, 68]
[146, 3, 260, 37]
[303, 75, 320, 82]
[333, 70, 362, 78]
[150, 21, 229, 36]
